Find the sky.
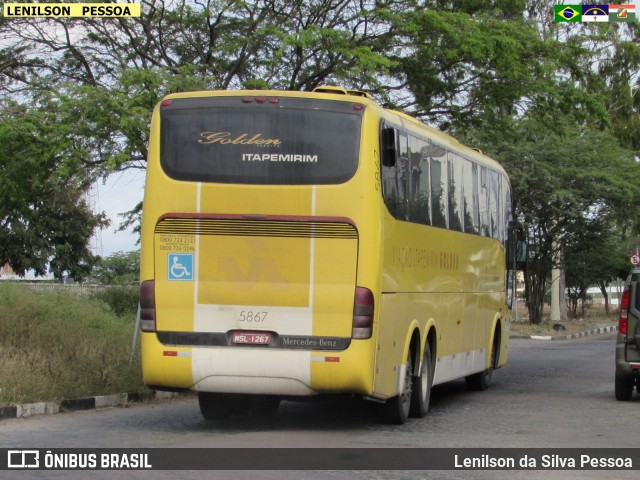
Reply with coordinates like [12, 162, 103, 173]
[92, 169, 146, 257]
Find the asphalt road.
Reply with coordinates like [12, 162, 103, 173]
[1, 334, 638, 480]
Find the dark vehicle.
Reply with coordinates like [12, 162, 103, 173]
[615, 267, 640, 401]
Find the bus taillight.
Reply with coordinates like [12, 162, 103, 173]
[353, 287, 374, 339]
[140, 280, 156, 332]
[619, 287, 630, 335]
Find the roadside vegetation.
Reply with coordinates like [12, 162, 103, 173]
[0, 283, 145, 404]
[511, 305, 618, 338]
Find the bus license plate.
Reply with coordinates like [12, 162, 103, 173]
[231, 331, 272, 345]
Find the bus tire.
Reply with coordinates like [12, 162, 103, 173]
[198, 392, 237, 420]
[615, 376, 634, 401]
[383, 350, 413, 424]
[250, 395, 281, 416]
[465, 335, 498, 391]
[410, 343, 432, 418]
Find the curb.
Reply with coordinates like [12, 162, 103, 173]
[511, 325, 618, 341]
[0, 391, 179, 421]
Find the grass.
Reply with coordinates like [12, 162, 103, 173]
[0, 283, 146, 404]
[511, 304, 619, 337]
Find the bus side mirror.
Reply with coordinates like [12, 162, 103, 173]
[507, 221, 527, 271]
[381, 127, 396, 167]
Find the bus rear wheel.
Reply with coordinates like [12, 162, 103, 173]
[198, 393, 280, 420]
[250, 395, 281, 416]
[198, 392, 240, 420]
[383, 350, 413, 424]
[410, 343, 432, 418]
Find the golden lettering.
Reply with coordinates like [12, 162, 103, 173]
[199, 132, 281, 146]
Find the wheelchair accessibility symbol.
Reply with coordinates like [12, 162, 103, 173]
[168, 253, 194, 281]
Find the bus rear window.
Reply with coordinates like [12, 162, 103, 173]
[160, 97, 363, 185]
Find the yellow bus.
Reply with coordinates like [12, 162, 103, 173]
[139, 86, 524, 424]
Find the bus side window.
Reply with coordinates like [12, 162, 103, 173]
[396, 132, 409, 220]
[447, 154, 463, 232]
[408, 135, 431, 226]
[479, 167, 490, 237]
[463, 160, 479, 234]
[430, 156, 447, 229]
[381, 126, 400, 218]
[502, 175, 512, 245]
[490, 170, 502, 241]
[381, 127, 396, 167]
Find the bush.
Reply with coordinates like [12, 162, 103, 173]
[91, 285, 139, 318]
[0, 283, 145, 404]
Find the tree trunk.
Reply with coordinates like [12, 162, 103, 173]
[559, 266, 568, 321]
[599, 282, 609, 316]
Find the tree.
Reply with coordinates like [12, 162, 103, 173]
[0, 0, 396, 172]
[0, 102, 108, 279]
[465, 115, 639, 323]
[447, 4, 640, 323]
[388, 1, 548, 128]
[89, 250, 140, 285]
[564, 217, 630, 317]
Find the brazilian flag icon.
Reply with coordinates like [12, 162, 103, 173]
[554, 5, 582, 22]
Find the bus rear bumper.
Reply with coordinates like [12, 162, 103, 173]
[141, 332, 375, 397]
[192, 348, 316, 396]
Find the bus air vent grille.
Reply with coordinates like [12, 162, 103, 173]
[155, 217, 358, 239]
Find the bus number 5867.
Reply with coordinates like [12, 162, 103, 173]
[239, 311, 268, 322]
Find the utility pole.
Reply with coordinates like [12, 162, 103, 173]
[550, 235, 566, 322]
